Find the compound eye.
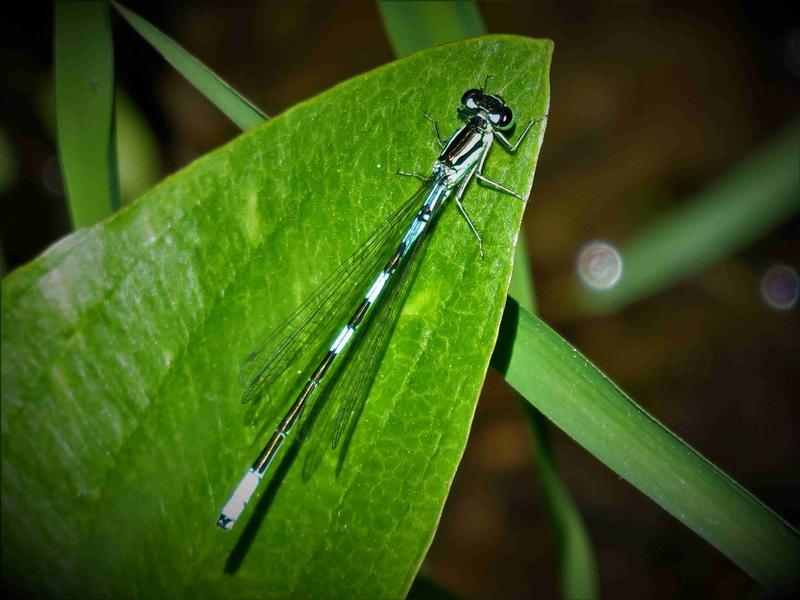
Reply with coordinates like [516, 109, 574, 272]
[497, 106, 515, 130]
[460, 89, 482, 110]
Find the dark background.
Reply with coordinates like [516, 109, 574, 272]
[2, 1, 798, 597]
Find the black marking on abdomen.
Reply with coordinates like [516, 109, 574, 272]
[385, 242, 406, 273]
[253, 430, 285, 472]
[311, 350, 336, 382]
[349, 299, 370, 328]
[279, 379, 315, 432]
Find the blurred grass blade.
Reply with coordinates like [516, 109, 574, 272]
[575, 119, 800, 315]
[511, 239, 598, 599]
[511, 242, 598, 600]
[111, 2, 267, 131]
[0, 123, 19, 195]
[523, 404, 598, 599]
[509, 236, 538, 314]
[54, 0, 119, 228]
[492, 298, 800, 592]
[115, 88, 163, 204]
[378, 0, 486, 58]
[407, 575, 459, 600]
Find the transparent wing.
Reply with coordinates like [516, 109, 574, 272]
[297, 209, 437, 479]
[239, 178, 436, 431]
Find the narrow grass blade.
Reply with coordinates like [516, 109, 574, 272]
[377, 0, 486, 58]
[575, 119, 800, 315]
[492, 298, 800, 592]
[510, 239, 599, 600]
[54, 0, 119, 228]
[523, 403, 599, 599]
[111, 2, 267, 131]
[509, 238, 538, 313]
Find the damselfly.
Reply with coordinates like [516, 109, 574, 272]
[217, 84, 543, 531]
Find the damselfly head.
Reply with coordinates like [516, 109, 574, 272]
[459, 88, 515, 131]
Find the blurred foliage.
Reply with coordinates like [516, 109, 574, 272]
[115, 89, 162, 203]
[378, 0, 486, 59]
[575, 119, 800, 315]
[0, 124, 19, 195]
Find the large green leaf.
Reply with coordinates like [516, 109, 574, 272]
[1, 36, 551, 597]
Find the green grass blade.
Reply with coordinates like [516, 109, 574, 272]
[111, 2, 267, 131]
[1, 36, 551, 598]
[576, 119, 800, 315]
[510, 237, 598, 600]
[492, 298, 800, 592]
[523, 404, 599, 599]
[54, 0, 119, 228]
[378, 0, 487, 58]
[509, 237, 538, 313]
